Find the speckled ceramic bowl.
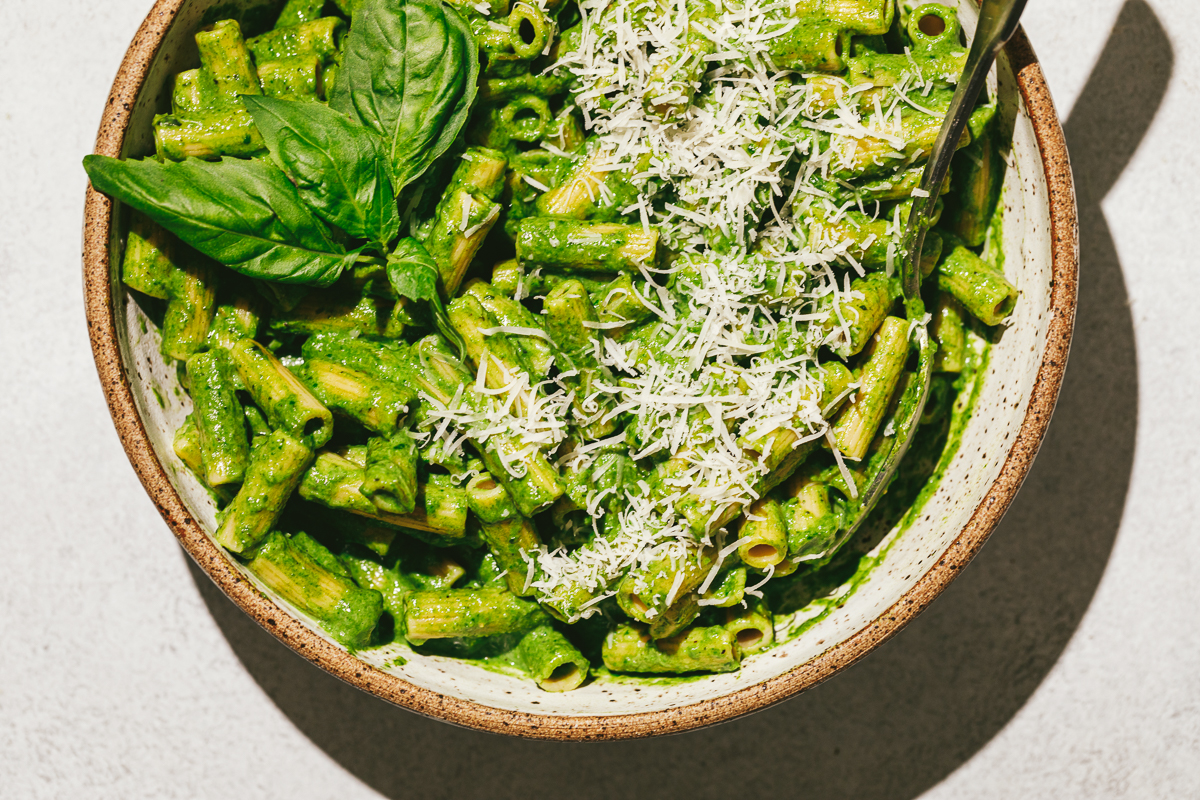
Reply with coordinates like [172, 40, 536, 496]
[82, 0, 1076, 739]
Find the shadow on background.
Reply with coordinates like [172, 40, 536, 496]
[189, 2, 1165, 797]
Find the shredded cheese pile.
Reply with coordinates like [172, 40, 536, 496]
[429, 0, 958, 617]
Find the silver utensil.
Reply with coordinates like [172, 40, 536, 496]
[832, 0, 1029, 547]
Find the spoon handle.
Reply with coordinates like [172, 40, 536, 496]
[837, 0, 1030, 550]
[903, 0, 1030, 306]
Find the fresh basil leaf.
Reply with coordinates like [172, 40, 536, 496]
[243, 96, 400, 250]
[330, 0, 479, 194]
[386, 237, 440, 301]
[387, 237, 466, 358]
[401, 3, 477, 184]
[84, 155, 357, 287]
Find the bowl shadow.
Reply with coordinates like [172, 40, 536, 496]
[186, 2, 1164, 796]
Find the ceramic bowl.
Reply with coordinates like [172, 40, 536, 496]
[82, 0, 1077, 739]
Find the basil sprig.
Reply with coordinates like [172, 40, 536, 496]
[244, 96, 400, 251]
[82, 0, 480, 297]
[387, 237, 466, 357]
[83, 155, 359, 287]
[330, 0, 478, 194]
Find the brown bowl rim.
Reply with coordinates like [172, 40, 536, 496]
[81, 0, 1078, 741]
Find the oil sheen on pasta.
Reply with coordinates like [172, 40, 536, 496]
[91, 0, 1021, 692]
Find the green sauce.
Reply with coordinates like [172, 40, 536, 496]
[769, 329, 991, 647]
[128, 0, 1017, 693]
[359, 299, 996, 688]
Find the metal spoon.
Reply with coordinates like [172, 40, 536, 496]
[832, 0, 1029, 547]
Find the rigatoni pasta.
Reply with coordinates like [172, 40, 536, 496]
[86, 0, 1017, 687]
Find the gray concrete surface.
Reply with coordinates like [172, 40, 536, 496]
[2, 0, 1198, 796]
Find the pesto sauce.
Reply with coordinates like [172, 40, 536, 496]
[357, 331, 994, 689]
[770, 329, 992, 647]
[544, 330, 993, 690]
[590, 665, 716, 687]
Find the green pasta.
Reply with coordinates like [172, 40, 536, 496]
[90, 0, 1016, 691]
[160, 254, 219, 362]
[246, 531, 382, 648]
[602, 624, 740, 675]
[831, 316, 910, 459]
[515, 218, 658, 273]
[195, 19, 261, 106]
[297, 357, 412, 437]
[215, 430, 313, 554]
[227, 338, 334, 449]
[361, 434, 420, 515]
[154, 110, 267, 161]
[246, 17, 344, 64]
[171, 68, 219, 116]
[185, 351, 250, 486]
[516, 625, 589, 692]
[257, 55, 324, 101]
[403, 587, 546, 643]
[937, 242, 1018, 325]
[737, 496, 789, 569]
[724, 597, 775, 656]
[122, 214, 177, 299]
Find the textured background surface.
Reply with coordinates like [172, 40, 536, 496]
[2, 0, 1197, 797]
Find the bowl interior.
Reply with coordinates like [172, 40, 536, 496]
[102, 0, 1062, 724]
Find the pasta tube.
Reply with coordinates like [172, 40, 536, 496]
[783, 474, 838, 559]
[515, 218, 658, 273]
[171, 68, 219, 115]
[256, 55, 323, 101]
[160, 255, 219, 362]
[543, 279, 616, 438]
[338, 548, 417, 622]
[185, 351, 250, 486]
[478, 514, 544, 596]
[271, 286, 407, 339]
[296, 357, 412, 437]
[602, 624, 740, 674]
[245, 531, 382, 648]
[814, 272, 898, 358]
[195, 19, 261, 105]
[766, 19, 852, 73]
[617, 547, 716, 623]
[937, 244, 1018, 326]
[154, 110, 267, 161]
[700, 567, 747, 608]
[517, 625, 589, 692]
[361, 434, 419, 515]
[228, 338, 334, 449]
[643, 0, 716, 119]
[508, 2, 557, 59]
[465, 472, 518, 524]
[206, 288, 262, 352]
[299, 451, 468, 538]
[831, 316, 909, 459]
[737, 497, 788, 569]
[463, 280, 556, 375]
[448, 147, 508, 200]
[412, 336, 564, 516]
[932, 292, 967, 372]
[724, 597, 774, 656]
[275, 0, 325, 28]
[121, 214, 175, 300]
[448, 294, 534, 394]
[246, 17, 344, 64]
[425, 188, 501, 297]
[173, 415, 204, 475]
[403, 587, 546, 643]
[215, 430, 313, 554]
